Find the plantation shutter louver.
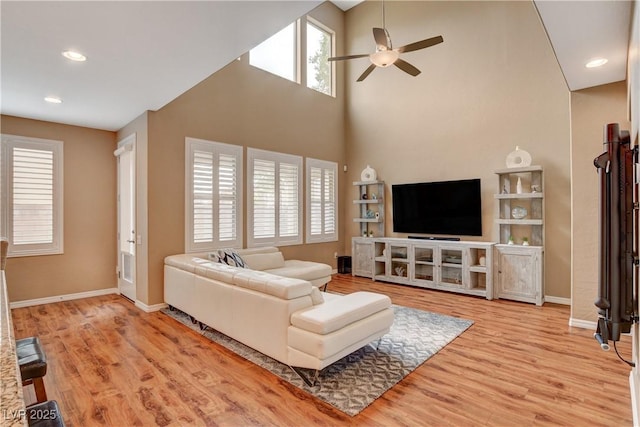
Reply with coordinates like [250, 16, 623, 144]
[279, 162, 299, 237]
[305, 158, 338, 243]
[192, 150, 214, 244]
[252, 159, 276, 239]
[323, 167, 336, 234]
[248, 149, 302, 247]
[309, 167, 323, 236]
[218, 154, 238, 242]
[185, 138, 242, 252]
[13, 147, 54, 245]
[1, 135, 63, 256]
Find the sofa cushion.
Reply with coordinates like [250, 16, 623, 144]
[290, 292, 391, 335]
[196, 262, 241, 283]
[232, 270, 312, 300]
[265, 260, 332, 282]
[236, 246, 280, 256]
[209, 248, 246, 268]
[242, 251, 286, 271]
[165, 254, 212, 273]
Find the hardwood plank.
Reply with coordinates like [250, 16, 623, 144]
[12, 274, 633, 426]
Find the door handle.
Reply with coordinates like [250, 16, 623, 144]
[127, 239, 135, 243]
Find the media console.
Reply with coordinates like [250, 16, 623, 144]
[408, 236, 461, 241]
[352, 237, 495, 300]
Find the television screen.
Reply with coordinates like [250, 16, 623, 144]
[392, 179, 482, 236]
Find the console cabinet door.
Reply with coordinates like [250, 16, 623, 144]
[352, 239, 374, 278]
[495, 246, 543, 305]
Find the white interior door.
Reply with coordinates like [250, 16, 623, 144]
[115, 135, 136, 301]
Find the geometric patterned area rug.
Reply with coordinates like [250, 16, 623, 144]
[161, 305, 473, 416]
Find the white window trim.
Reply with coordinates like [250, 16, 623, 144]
[1, 134, 64, 257]
[305, 158, 338, 243]
[247, 148, 303, 248]
[306, 16, 336, 97]
[185, 137, 243, 253]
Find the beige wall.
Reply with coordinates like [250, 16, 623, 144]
[344, 1, 571, 298]
[570, 82, 630, 322]
[136, 3, 346, 305]
[1, 115, 117, 301]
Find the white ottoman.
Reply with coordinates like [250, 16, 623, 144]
[287, 291, 394, 381]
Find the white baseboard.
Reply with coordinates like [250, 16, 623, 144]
[135, 300, 167, 312]
[544, 295, 571, 305]
[569, 318, 597, 329]
[631, 371, 640, 427]
[331, 268, 338, 274]
[10, 287, 119, 309]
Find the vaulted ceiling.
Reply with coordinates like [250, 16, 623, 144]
[0, 1, 633, 132]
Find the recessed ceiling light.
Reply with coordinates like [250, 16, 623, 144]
[585, 58, 608, 68]
[62, 50, 86, 62]
[44, 96, 63, 104]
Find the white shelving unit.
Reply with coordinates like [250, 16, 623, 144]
[352, 237, 495, 300]
[493, 165, 545, 305]
[353, 181, 385, 238]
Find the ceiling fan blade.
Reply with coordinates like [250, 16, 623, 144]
[396, 35, 444, 53]
[357, 64, 377, 82]
[328, 53, 370, 62]
[394, 59, 421, 76]
[373, 27, 390, 50]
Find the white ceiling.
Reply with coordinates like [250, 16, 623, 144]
[0, 1, 321, 131]
[0, 1, 633, 132]
[534, 0, 633, 91]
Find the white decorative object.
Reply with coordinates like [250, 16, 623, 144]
[360, 165, 377, 182]
[505, 146, 532, 168]
[522, 238, 530, 246]
[516, 177, 523, 194]
[479, 256, 486, 266]
[511, 206, 528, 219]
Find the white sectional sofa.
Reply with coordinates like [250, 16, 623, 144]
[164, 250, 394, 384]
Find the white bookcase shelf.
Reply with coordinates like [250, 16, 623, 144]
[353, 181, 385, 238]
[493, 165, 545, 305]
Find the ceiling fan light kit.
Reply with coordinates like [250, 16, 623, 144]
[370, 50, 399, 67]
[328, 1, 443, 81]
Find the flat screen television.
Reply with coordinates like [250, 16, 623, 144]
[392, 178, 482, 236]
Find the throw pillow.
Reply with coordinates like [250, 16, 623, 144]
[215, 248, 246, 268]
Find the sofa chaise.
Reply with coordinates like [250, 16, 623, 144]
[164, 250, 394, 384]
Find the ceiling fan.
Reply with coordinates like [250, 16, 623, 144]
[328, 1, 443, 82]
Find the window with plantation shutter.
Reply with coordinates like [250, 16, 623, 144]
[306, 158, 338, 243]
[248, 148, 302, 247]
[1, 134, 64, 257]
[185, 138, 242, 252]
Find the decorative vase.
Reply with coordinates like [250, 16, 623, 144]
[360, 165, 377, 182]
[506, 146, 532, 168]
[516, 177, 523, 194]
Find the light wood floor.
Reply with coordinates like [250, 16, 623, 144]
[12, 274, 633, 426]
